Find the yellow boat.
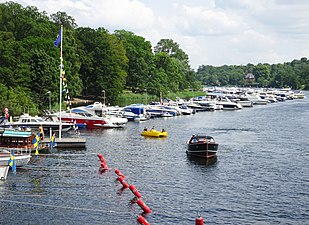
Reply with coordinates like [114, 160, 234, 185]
[141, 129, 168, 138]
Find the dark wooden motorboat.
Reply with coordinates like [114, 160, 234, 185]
[186, 134, 219, 158]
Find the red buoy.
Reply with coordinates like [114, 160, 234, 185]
[195, 216, 204, 225]
[100, 162, 109, 170]
[121, 180, 129, 188]
[129, 184, 142, 198]
[97, 153, 106, 164]
[117, 176, 129, 188]
[118, 176, 124, 183]
[115, 169, 121, 175]
[137, 215, 150, 225]
[137, 199, 152, 214]
[115, 169, 125, 179]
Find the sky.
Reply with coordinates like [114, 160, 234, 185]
[2, 0, 309, 70]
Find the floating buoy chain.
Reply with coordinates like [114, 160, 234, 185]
[97, 153, 152, 224]
[97, 152, 206, 224]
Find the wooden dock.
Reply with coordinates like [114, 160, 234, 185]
[42, 137, 86, 148]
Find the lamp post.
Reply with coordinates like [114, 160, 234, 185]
[47, 91, 51, 112]
[101, 90, 106, 118]
[144, 89, 147, 105]
[102, 90, 106, 106]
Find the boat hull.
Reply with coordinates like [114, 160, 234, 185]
[8, 123, 72, 133]
[141, 130, 168, 138]
[186, 142, 218, 158]
[0, 154, 31, 167]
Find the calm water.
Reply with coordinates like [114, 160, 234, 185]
[1, 93, 308, 225]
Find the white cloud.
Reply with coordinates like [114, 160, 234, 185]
[21, 0, 154, 31]
[1, 0, 309, 69]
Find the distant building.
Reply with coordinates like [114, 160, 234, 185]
[245, 73, 255, 86]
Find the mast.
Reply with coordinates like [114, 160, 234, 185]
[59, 25, 63, 140]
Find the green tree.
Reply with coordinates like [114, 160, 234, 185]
[114, 30, 154, 92]
[154, 38, 199, 91]
[154, 39, 189, 65]
[252, 63, 271, 87]
[76, 27, 128, 104]
[50, 11, 77, 29]
[0, 2, 52, 40]
[0, 31, 31, 88]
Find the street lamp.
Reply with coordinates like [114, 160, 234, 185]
[144, 89, 147, 105]
[101, 90, 106, 118]
[102, 90, 106, 106]
[47, 91, 51, 112]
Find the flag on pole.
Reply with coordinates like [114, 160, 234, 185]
[54, 28, 62, 47]
[50, 133, 56, 148]
[32, 133, 41, 157]
[32, 134, 39, 148]
[8, 150, 16, 175]
[74, 120, 80, 136]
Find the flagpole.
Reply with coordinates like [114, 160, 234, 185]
[59, 25, 63, 140]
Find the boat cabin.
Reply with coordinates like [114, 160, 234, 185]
[0, 130, 35, 150]
[189, 135, 216, 144]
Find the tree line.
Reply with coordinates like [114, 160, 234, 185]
[0, 1, 200, 116]
[197, 60, 309, 90]
[0, 1, 308, 116]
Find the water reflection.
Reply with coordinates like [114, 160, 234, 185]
[141, 136, 167, 140]
[186, 154, 218, 166]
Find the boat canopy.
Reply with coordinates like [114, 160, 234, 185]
[1, 130, 33, 138]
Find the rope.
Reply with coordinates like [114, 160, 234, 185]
[0, 199, 131, 214]
[31, 153, 97, 157]
[21, 166, 96, 171]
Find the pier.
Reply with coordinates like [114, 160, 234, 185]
[42, 137, 86, 148]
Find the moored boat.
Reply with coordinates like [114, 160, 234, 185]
[54, 107, 128, 129]
[121, 104, 149, 121]
[0, 130, 36, 168]
[186, 134, 219, 158]
[4, 113, 73, 134]
[0, 130, 48, 152]
[0, 149, 31, 167]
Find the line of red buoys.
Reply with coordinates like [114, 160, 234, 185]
[97, 152, 204, 224]
[137, 215, 150, 225]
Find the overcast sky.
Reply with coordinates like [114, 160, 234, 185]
[2, 0, 309, 69]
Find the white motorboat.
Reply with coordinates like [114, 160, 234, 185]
[245, 93, 268, 105]
[236, 96, 253, 107]
[0, 149, 31, 167]
[216, 97, 242, 110]
[120, 104, 149, 121]
[146, 104, 179, 117]
[5, 113, 73, 133]
[178, 105, 195, 115]
[55, 107, 128, 128]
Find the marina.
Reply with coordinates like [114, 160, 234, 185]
[0, 91, 308, 224]
[1, 2, 308, 224]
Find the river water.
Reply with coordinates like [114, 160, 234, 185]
[1, 93, 308, 225]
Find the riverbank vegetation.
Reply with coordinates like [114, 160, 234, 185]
[0, 1, 308, 116]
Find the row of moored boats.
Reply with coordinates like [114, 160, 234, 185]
[0, 87, 306, 178]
